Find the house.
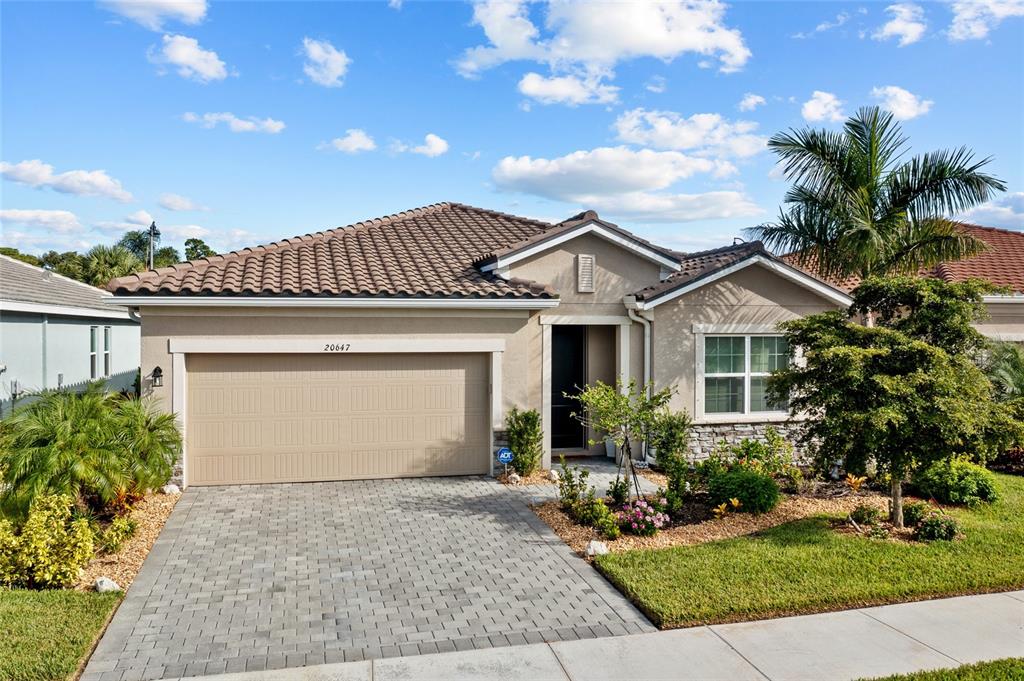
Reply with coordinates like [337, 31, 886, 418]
[0, 254, 140, 415]
[783, 223, 1024, 341]
[105, 202, 858, 487]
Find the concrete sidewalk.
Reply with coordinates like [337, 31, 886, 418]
[166, 591, 1023, 681]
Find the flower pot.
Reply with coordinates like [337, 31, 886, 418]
[604, 437, 616, 459]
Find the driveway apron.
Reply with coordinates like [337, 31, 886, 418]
[82, 476, 652, 681]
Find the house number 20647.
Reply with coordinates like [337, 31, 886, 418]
[323, 343, 351, 352]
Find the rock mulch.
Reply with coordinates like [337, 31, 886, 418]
[498, 469, 556, 486]
[534, 492, 889, 556]
[77, 492, 180, 591]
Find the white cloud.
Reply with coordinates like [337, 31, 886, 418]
[949, 0, 1024, 40]
[959, 192, 1024, 228]
[182, 112, 285, 134]
[456, 0, 750, 104]
[613, 109, 767, 159]
[801, 90, 845, 122]
[645, 75, 667, 93]
[870, 85, 933, 120]
[585, 191, 763, 222]
[793, 11, 850, 39]
[394, 133, 450, 157]
[0, 209, 82, 233]
[494, 147, 736, 198]
[159, 193, 208, 211]
[873, 4, 927, 46]
[388, 0, 403, 8]
[738, 93, 766, 111]
[125, 209, 154, 226]
[161, 223, 211, 240]
[0, 159, 134, 202]
[100, 0, 207, 31]
[517, 72, 618, 105]
[149, 34, 228, 82]
[301, 37, 351, 88]
[323, 129, 377, 153]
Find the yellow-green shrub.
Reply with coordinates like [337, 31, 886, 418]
[99, 515, 137, 554]
[0, 494, 94, 589]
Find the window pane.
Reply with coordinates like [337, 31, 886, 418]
[91, 355, 98, 380]
[751, 336, 789, 373]
[90, 327, 98, 353]
[104, 352, 111, 377]
[751, 376, 788, 412]
[705, 336, 745, 374]
[104, 327, 111, 351]
[705, 377, 744, 413]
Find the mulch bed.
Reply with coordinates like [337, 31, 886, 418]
[534, 492, 890, 556]
[77, 492, 180, 591]
[497, 469, 556, 486]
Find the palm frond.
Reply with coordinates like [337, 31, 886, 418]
[886, 147, 1007, 222]
[843, 107, 908, 185]
[768, 127, 856, 199]
[879, 217, 989, 275]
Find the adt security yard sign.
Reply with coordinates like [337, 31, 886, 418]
[497, 448, 513, 465]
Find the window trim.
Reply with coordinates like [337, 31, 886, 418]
[103, 326, 112, 377]
[696, 332, 790, 422]
[89, 326, 99, 379]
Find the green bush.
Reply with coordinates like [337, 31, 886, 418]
[850, 504, 882, 526]
[913, 457, 999, 506]
[99, 515, 137, 554]
[649, 410, 692, 459]
[902, 500, 932, 528]
[913, 511, 960, 541]
[588, 500, 622, 540]
[505, 407, 543, 476]
[707, 468, 781, 514]
[558, 457, 591, 514]
[0, 494, 95, 589]
[0, 385, 182, 518]
[607, 478, 629, 507]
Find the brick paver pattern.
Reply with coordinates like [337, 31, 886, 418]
[83, 474, 653, 681]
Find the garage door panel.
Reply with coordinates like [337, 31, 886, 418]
[186, 353, 489, 486]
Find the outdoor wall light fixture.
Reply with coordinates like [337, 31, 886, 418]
[151, 366, 163, 388]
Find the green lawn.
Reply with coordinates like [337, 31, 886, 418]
[595, 472, 1024, 628]
[861, 658, 1024, 680]
[0, 589, 121, 681]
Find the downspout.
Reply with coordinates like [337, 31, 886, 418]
[623, 295, 653, 461]
[127, 306, 142, 323]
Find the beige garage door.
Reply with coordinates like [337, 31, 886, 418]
[186, 353, 490, 486]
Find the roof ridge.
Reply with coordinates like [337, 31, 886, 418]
[446, 201, 556, 230]
[681, 240, 764, 260]
[0, 253, 113, 297]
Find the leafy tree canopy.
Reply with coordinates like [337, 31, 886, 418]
[0, 247, 41, 267]
[184, 238, 216, 261]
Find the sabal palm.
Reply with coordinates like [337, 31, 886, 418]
[987, 342, 1024, 402]
[748, 106, 1005, 282]
[84, 244, 143, 287]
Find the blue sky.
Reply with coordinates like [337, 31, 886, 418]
[2, 0, 1022, 257]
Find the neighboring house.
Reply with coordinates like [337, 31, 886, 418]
[783, 224, 1024, 340]
[107, 203, 853, 488]
[0, 254, 140, 415]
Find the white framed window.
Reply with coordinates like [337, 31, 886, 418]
[103, 326, 112, 377]
[89, 326, 99, 379]
[701, 335, 789, 416]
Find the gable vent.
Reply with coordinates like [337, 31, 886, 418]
[577, 254, 595, 293]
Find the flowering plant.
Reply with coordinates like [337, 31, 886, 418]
[617, 497, 670, 537]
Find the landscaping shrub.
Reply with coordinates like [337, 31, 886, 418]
[913, 511, 960, 541]
[707, 468, 781, 514]
[0, 494, 94, 589]
[902, 500, 932, 528]
[505, 407, 542, 476]
[850, 504, 882, 526]
[649, 410, 691, 460]
[0, 386, 182, 518]
[607, 478, 629, 507]
[617, 497, 670, 536]
[913, 457, 999, 506]
[589, 500, 621, 540]
[731, 428, 793, 477]
[98, 515, 137, 554]
[558, 457, 591, 515]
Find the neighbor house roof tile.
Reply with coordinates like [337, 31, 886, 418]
[0, 254, 116, 312]
[633, 241, 769, 302]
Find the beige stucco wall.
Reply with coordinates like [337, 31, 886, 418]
[977, 302, 1024, 339]
[651, 263, 842, 421]
[139, 308, 544, 422]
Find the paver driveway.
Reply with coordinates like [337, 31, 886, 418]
[83, 474, 653, 681]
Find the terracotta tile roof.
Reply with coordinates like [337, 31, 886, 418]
[781, 224, 1024, 294]
[633, 241, 770, 302]
[107, 202, 559, 298]
[473, 210, 681, 268]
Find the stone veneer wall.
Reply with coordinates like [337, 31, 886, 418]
[688, 421, 805, 460]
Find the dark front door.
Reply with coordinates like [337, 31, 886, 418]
[551, 325, 587, 449]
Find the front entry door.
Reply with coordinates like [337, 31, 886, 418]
[551, 325, 587, 449]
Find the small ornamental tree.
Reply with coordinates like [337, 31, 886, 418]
[770, 277, 1022, 527]
[571, 379, 674, 502]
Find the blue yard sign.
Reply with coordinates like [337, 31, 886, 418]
[496, 447, 513, 465]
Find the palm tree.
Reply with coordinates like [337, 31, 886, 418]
[749, 106, 1006, 293]
[986, 342, 1024, 402]
[83, 244, 144, 287]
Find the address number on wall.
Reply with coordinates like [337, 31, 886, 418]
[323, 343, 352, 352]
